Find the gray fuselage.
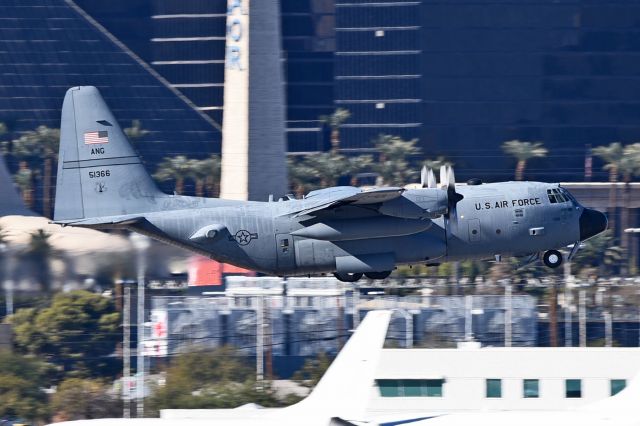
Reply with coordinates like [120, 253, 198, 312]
[129, 181, 583, 276]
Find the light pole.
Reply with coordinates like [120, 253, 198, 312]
[122, 281, 131, 418]
[0, 243, 12, 318]
[130, 233, 150, 418]
[504, 280, 512, 347]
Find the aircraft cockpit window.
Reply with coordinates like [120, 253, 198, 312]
[559, 188, 577, 204]
[548, 188, 569, 203]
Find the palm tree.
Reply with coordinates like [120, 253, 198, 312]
[201, 155, 221, 197]
[12, 126, 60, 218]
[187, 155, 221, 197]
[26, 229, 56, 293]
[123, 120, 149, 141]
[423, 156, 452, 172]
[592, 142, 624, 236]
[348, 154, 374, 185]
[372, 134, 421, 186]
[287, 157, 318, 197]
[304, 152, 352, 187]
[320, 108, 351, 153]
[0, 122, 7, 143]
[14, 161, 34, 208]
[153, 155, 191, 194]
[617, 143, 640, 270]
[502, 140, 548, 181]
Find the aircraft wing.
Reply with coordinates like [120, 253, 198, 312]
[291, 186, 405, 218]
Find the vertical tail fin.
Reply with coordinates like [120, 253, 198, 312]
[285, 310, 392, 420]
[54, 86, 164, 222]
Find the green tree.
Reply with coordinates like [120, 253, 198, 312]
[615, 143, 640, 267]
[292, 352, 333, 389]
[50, 378, 120, 421]
[9, 290, 121, 379]
[288, 157, 318, 196]
[188, 155, 221, 197]
[0, 122, 7, 152]
[305, 152, 352, 187]
[372, 134, 421, 186]
[348, 154, 375, 185]
[13, 161, 34, 208]
[592, 142, 624, 239]
[123, 119, 149, 141]
[0, 351, 52, 423]
[11, 126, 60, 218]
[502, 140, 548, 181]
[572, 230, 624, 277]
[148, 346, 282, 413]
[320, 108, 351, 153]
[153, 155, 191, 194]
[24, 229, 56, 293]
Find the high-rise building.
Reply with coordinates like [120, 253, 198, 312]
[334, 0, 640, 181]
[76, 0, 336, 154]
[0, 0, 220, 205]
[220, 0, 287, 201]
[6, 0, 640, 185]
[334, 1, 423, 150]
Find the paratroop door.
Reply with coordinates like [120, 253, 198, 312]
[276, 234, 296, 271]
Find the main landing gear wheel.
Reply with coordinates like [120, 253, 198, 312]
[364, 271, 392, 280]
[543, 249, 563, 268]
[333, 272, 363, 282]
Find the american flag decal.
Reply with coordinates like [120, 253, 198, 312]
[84, 131, 109, 145]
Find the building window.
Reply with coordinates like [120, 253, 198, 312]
[378, 380, 401, 397]
[523, 379, 539, 398]
[423, 379, 444, 397]
[377, 379, 444, 397]
[565, 379, 582, 398]
[486, 379, 502, 398]
[611, 379, 626, 396]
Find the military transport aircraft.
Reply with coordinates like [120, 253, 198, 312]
[53, 86, 607, 282]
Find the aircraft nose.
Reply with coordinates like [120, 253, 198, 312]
[579, 208, 608, 240]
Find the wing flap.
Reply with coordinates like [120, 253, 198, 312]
[292, 187, 404, 218]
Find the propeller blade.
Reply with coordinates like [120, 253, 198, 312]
[440, 166, 448, 189]
[420, 165, 428, 188]
[427, 168, 437, 188]
[448, 166, 456, 190]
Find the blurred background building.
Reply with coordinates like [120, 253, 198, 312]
[3, 0, 640, 184]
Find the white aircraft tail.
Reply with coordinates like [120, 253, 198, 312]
[582, 369, 640, 413]
[284, 310, 392, 421]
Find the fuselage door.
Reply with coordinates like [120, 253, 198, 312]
[276, 234, 296, 272]
[468, 219, 481, 243]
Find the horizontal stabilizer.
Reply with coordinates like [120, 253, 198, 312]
[52, 214, 145, 228]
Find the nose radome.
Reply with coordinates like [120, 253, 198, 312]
[579, 208, 608, 240]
